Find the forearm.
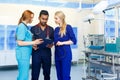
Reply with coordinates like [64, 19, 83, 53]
[62, 40, 73, 45]
[56, 40, 73, 46]
[17, 40, 35, 46]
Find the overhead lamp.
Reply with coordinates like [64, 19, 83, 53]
[83, 13, 95, 24]
[92, 0, 108, 14]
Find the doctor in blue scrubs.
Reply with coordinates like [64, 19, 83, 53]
[54, 11, 77, 80]
[16, 10, 43, 80]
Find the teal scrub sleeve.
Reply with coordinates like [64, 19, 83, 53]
[16, 23, 26, 41]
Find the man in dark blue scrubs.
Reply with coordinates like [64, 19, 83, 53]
[30, 10, 54, 80]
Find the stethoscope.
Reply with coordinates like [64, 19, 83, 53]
[22, 22, 29, 30]
[16, 22, 32, 40]
[22, 22, 33, 36]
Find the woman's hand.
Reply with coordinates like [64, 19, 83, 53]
[56, 40, 73, 46]
[34, 39, 44, 45]
[56, 41, 64, 46]
[32, 39, 43, 50]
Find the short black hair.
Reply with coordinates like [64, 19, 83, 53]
[39, 10, 49, 17]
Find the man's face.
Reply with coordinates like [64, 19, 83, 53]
[39, 14, 48, 26]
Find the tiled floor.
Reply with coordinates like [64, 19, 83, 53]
[0, 63, 86, 80]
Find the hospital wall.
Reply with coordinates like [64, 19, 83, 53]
[0, 3, 104, 65]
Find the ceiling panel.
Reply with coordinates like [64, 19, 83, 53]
[50, 0, 102, 3]
[82, 0, 102, 3]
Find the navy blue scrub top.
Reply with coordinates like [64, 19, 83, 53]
[54, 24, 77, 61]
[30, 24, 54, 57]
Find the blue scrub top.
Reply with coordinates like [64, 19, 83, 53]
[54, 24, 77, 61]
[15, 23, 32, 60]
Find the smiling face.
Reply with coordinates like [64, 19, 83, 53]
[54, 11, 66, 26]
[27, 14, 34, 24]
[54, 15, 61, 25]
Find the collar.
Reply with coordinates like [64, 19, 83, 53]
[36, 23, 48, 28]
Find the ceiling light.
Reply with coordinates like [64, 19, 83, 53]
[92, 0, 108, 14]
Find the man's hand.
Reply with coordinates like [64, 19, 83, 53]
[33, 44, 39, 50]
[46, 43, 54, 48]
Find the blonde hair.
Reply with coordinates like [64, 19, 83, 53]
[55, 11, 66, 37]
[18, 10, 34, 25]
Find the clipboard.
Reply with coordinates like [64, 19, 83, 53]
[43, 38, 53, 45]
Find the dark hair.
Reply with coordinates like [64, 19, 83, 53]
[39, 10, 49, 17]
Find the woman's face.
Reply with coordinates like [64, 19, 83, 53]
[54, 15, 61, 25]
[28, 14, 34, 24]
